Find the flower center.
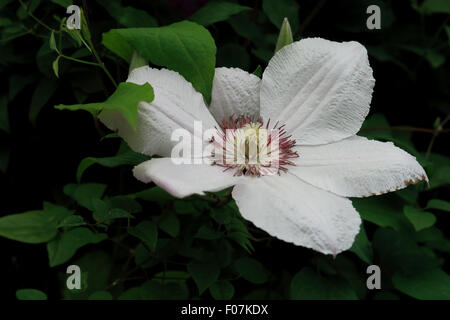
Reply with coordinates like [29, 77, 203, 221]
[209, 115, 298, 177]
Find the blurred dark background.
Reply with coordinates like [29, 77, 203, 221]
[0, 0, 448, 300]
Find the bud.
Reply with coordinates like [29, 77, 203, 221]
[275, 17, 293, 53]
[49, 30, 57, 52]
[61, 17, 83, 47]
[129, 51, 148, 74]
[80, 8, 92, 44]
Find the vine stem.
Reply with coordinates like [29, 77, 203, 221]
[81, 0, 118, 88]
[59, 54, 101, 67]
[18, 0, 53, 32]
[425, 114, 450, 159]
[0, 30, 32, 42]
[360, 126, 450, 134]
[297, 0, 327, 37]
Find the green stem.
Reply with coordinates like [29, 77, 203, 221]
[59, 54, 101, 67]
[425, 114, 450, 159]
[297, 0, 327, 37]
[80, 1, 118, 88]
[0, 30, 32, 42]
[87, 41, 118, 87]
[18, 0, 53, 32]
[360, 126, 450, 134]
[425, 132, 438, 159]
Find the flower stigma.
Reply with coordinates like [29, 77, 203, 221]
[209, 115, 299, 177]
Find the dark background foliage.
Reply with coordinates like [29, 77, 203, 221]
[0, 0, 449, 300]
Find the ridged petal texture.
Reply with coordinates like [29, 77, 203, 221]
[290, 136, 428, 198]
[232, 173, 361, 255]
[260, 38, 375, 145]
[209, 67, 261, 123]
[99, 66, 218, 157]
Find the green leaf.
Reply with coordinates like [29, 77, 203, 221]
[414, 227, 450, 253]
[228, 14, 264, 45]
[262, 0, 300, 34]
[395, 184, 419, 204]
[251, 47, 273, 62]
[97, 0, 158, 27]
[216, 43, 250, 70]
[352, 197, 412, 232]
[134, 243, 158, 269]
[107, 195, 142, 213]
[97, 0, 158, 28]
[47, 227, 107, 267]
[275, 17, 293, 53]
[332, 255, 368, 299]
[56, 82, 154, 129]
[102, 21, 216, 103]
[153, 270, 190, 282]
[61, 21, 83, 47]
[216, 204, 254, 252]
[426, 199, 450, 212]
[0, 206, 73, 243]
[395, 44, 446, 69]
[63, 183, 107, 211]
[130, 186, 174, 206]
[174, 200, 198, 215]
[152, 270, 191, 299]
[51, 0, 72, 7]
[187, 260, 220, 294]
[349, 224, 373, 264]
[52, 56, 60, 78]
[233, 257, 269, 284]
[92, 199, 134, 223]
[57, 215, 86, 228]
[9, 74, 36, 101]
[119, 280, 187, 300]
[0, 0, 14, 10]
[417, 0, 450, 14]
[290, 267, 357, 300]
[16, 289, 47, 300]
[195, 225, 221, 240]
[118, 286, 148, 300]
[373, 228, 443, 276]
[190, 1, 251, 26]
[209, 280, 234, 300]
[60, 251, 112, 300]
[159, 213, 180, 237]
[49, 30, 57, 51]
[88, 290, 113, 300]
[423, 153, 450, 189]
[393, 269, 450, 299]
[29, 78, 57, 126]
[76, 144, 149, 182]
[430, 165, 450, 189]
[101, 30, 133, 61]
[403, 205, 436, 231]
[128, 220, 158, 251]
[0, 95, 9, 133]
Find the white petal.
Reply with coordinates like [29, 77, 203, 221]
[99, 66, 218, 157]
[209, 67, 260, 123]
[260, 38, 375, 145]
[133, 158, 241, 198]
[290, 136, 428, 198]
[232, 173, 361, 255]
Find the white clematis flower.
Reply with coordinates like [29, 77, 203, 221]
[99, 38, 427, 256]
